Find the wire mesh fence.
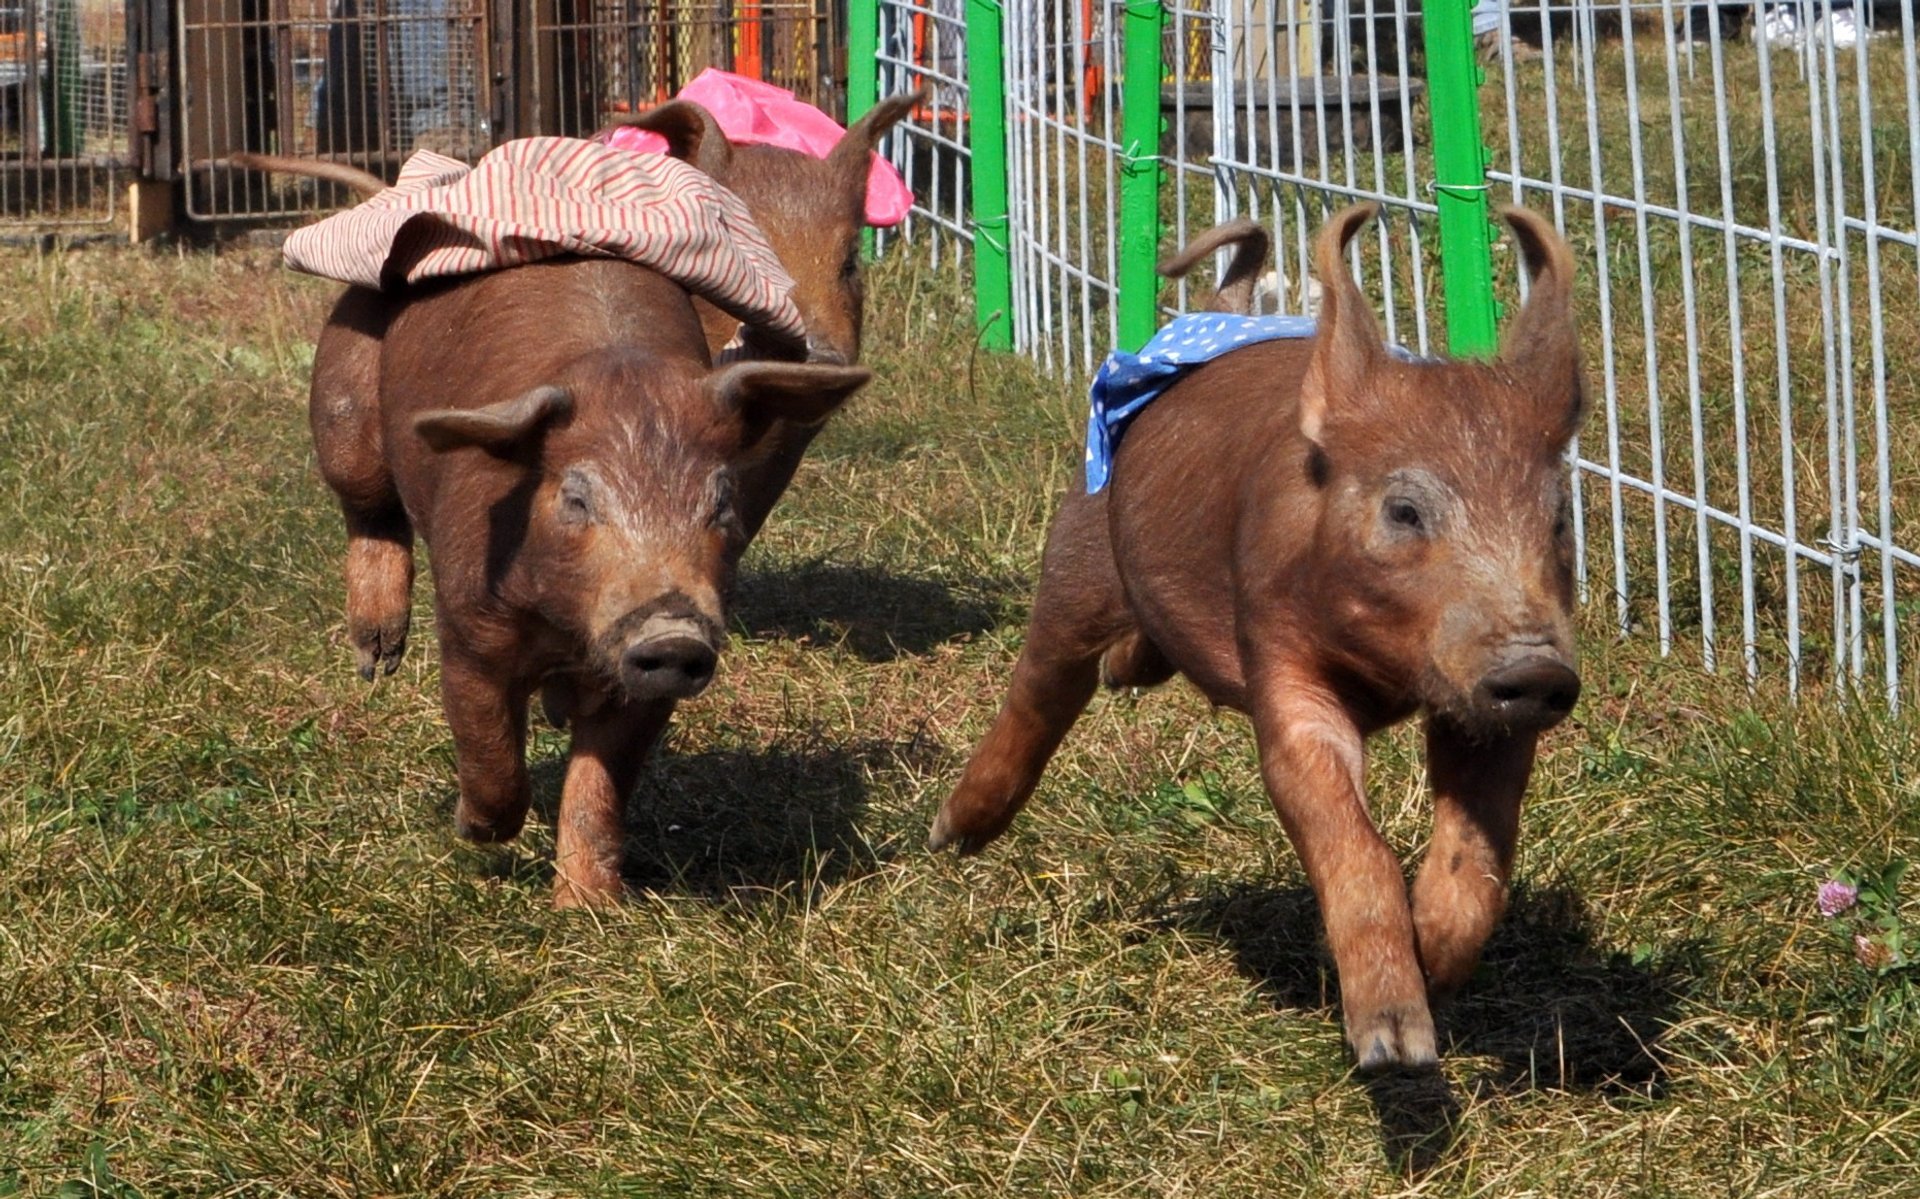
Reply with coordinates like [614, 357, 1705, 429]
[1, 0, 129, 226]
[529, 0, 834, 138]
[177, 0, 492, 219]
[1479, 0, 1919, 702]
[178, 0, 835, 220]
[868, 0, 1920, 705]
[872, 0, 969, 261]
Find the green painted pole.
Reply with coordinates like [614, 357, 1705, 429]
[50, 0, 82, 158]
[848, 1, 879, 259]
[1419, 0, 1499, 357]
[847, 1, 879, 124]
[965, 0, 1012, 350]
[1115, 1, 1165, 353]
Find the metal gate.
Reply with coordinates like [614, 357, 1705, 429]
[174, 0, 837, 219]
[525, 0, 836, 139]
[1, 0, 839, 226]
[176, 0, 493, 218]
[1, 0, 133, 227]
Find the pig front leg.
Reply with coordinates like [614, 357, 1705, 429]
[440, 651, 533, 843]
[1251, 668, 1436, 1070]
[1410, 721, 1537, 997]
[551, 698, 674, 909]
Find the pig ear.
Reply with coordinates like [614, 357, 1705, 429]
[413, 386, 573, 454]
[827, 87, 927, 193]
[1299, 202, 1386, 446]
[707, 362, 873, 432]
[1495, 205, 1587, 438]
[1157, 218, 1271, 315]
[607, 100, 732, 178]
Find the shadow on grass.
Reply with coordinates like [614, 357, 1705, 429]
[1170, 881, 1691, 1173]
[732, 560, 1020, 662]
[502, 728, 943, 903]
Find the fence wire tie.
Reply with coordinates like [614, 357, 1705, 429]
[1820, 531, 1864, 572]
[971, 214, 1010, 253]
[1426, 179, 1493, 200]
[1118, 140, 1157, 174]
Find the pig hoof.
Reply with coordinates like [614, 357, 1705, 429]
[552, 874, 629, 910]
[1349, 1003, 1439, 1072]
[455, 807, 528, 844]
[350, 625, 408, 681]
[926, 808, 997, 856]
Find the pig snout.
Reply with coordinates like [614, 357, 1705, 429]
[623, 629, 717, 699]
[1471, 647, 1580, 732]
[601, 601, 725, 701]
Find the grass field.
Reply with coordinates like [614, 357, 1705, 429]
[1, 239, 1918, 1196]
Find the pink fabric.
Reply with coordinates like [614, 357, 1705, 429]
[600, 69, 914, 228]
[282, 138, 806, 348]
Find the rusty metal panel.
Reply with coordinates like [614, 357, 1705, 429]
[178, 0, 492, 218]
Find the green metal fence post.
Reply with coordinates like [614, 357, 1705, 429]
[1419, 0, 1499, 357]
[50, 0, 82, 158]
[848, 3, 879, 125]
[966, 0, 1013, 350]
[848, 2, 880, 259]
[1116, 1, 1165, 353]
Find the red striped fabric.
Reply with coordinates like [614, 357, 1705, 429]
[282, 139, 807, 348]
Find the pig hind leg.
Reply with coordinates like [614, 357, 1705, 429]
[311, 290, 413, 680]
[930, 495, 1137, 854]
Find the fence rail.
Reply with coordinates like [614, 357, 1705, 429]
[866, 0, 1920, 707]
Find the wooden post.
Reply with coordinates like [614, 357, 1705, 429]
[127, 179, 177, 242]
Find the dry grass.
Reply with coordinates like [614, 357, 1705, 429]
[0, 227, 1916, 1196]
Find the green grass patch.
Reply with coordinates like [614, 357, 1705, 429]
[0, 241, 1917, 1195]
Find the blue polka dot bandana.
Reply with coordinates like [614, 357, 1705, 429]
[1084, 313, 1318, 494]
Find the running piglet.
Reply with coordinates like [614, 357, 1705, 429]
[931, 202, 1588, 1070]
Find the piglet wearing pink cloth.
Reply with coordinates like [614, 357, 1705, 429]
[600, 69, 915, 228]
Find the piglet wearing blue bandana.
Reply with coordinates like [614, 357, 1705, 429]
[932, 203, 1590, 1074]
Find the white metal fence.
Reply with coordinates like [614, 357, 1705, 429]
[871, 0, 1920, 706]
[873, 0, 971, 259]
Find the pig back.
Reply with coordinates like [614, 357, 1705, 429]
[1104, 341, 1318, 708]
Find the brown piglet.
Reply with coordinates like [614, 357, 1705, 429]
[379, 258, 868, 908]
[237, 90, 922, 683]
[930, 203, 1588, 1070]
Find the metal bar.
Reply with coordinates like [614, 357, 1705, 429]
[849, 0, 878, 256]
[1115, 0, 1163, 352]
[1614, 0, 1673, 654]
[1417, 0, 1496, 356]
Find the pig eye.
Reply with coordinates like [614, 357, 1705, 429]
[704, 470, 741, 536]
[558, 472, 595, 526]
[839, 248, 860, 281]
[1385, 498, 1425, 533]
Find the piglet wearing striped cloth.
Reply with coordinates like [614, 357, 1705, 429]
[281, 137, 809, 351]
